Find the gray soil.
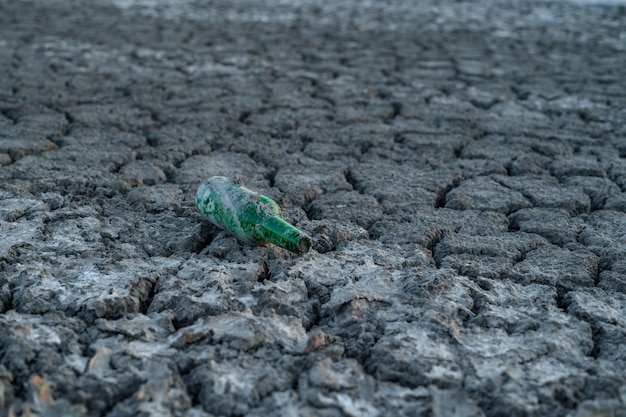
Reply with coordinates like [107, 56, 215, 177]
[1, 0, 626, 416]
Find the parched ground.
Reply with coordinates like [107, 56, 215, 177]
[1, 0, 626, 416]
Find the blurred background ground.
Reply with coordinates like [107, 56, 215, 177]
[1, 0, 626, 416]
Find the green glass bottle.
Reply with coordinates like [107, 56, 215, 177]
[196, 176, 312, 254]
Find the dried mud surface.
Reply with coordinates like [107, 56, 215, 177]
[1, 0, 626, 416]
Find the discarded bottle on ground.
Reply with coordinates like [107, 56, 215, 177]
[196, 176, 312, 254]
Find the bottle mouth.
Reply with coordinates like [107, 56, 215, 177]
[296, 234, 312, 255]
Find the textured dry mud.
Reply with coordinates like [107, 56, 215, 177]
[1, 0, 626, 416]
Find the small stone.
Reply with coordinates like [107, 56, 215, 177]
[100, 227, 119, 240]
[41, 192, 64, 210]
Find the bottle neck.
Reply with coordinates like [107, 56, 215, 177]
[255, 215, 311, 254]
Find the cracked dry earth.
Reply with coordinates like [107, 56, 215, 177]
[1, 0, 626, 416]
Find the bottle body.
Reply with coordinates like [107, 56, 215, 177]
[196, 176, 311, 254]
